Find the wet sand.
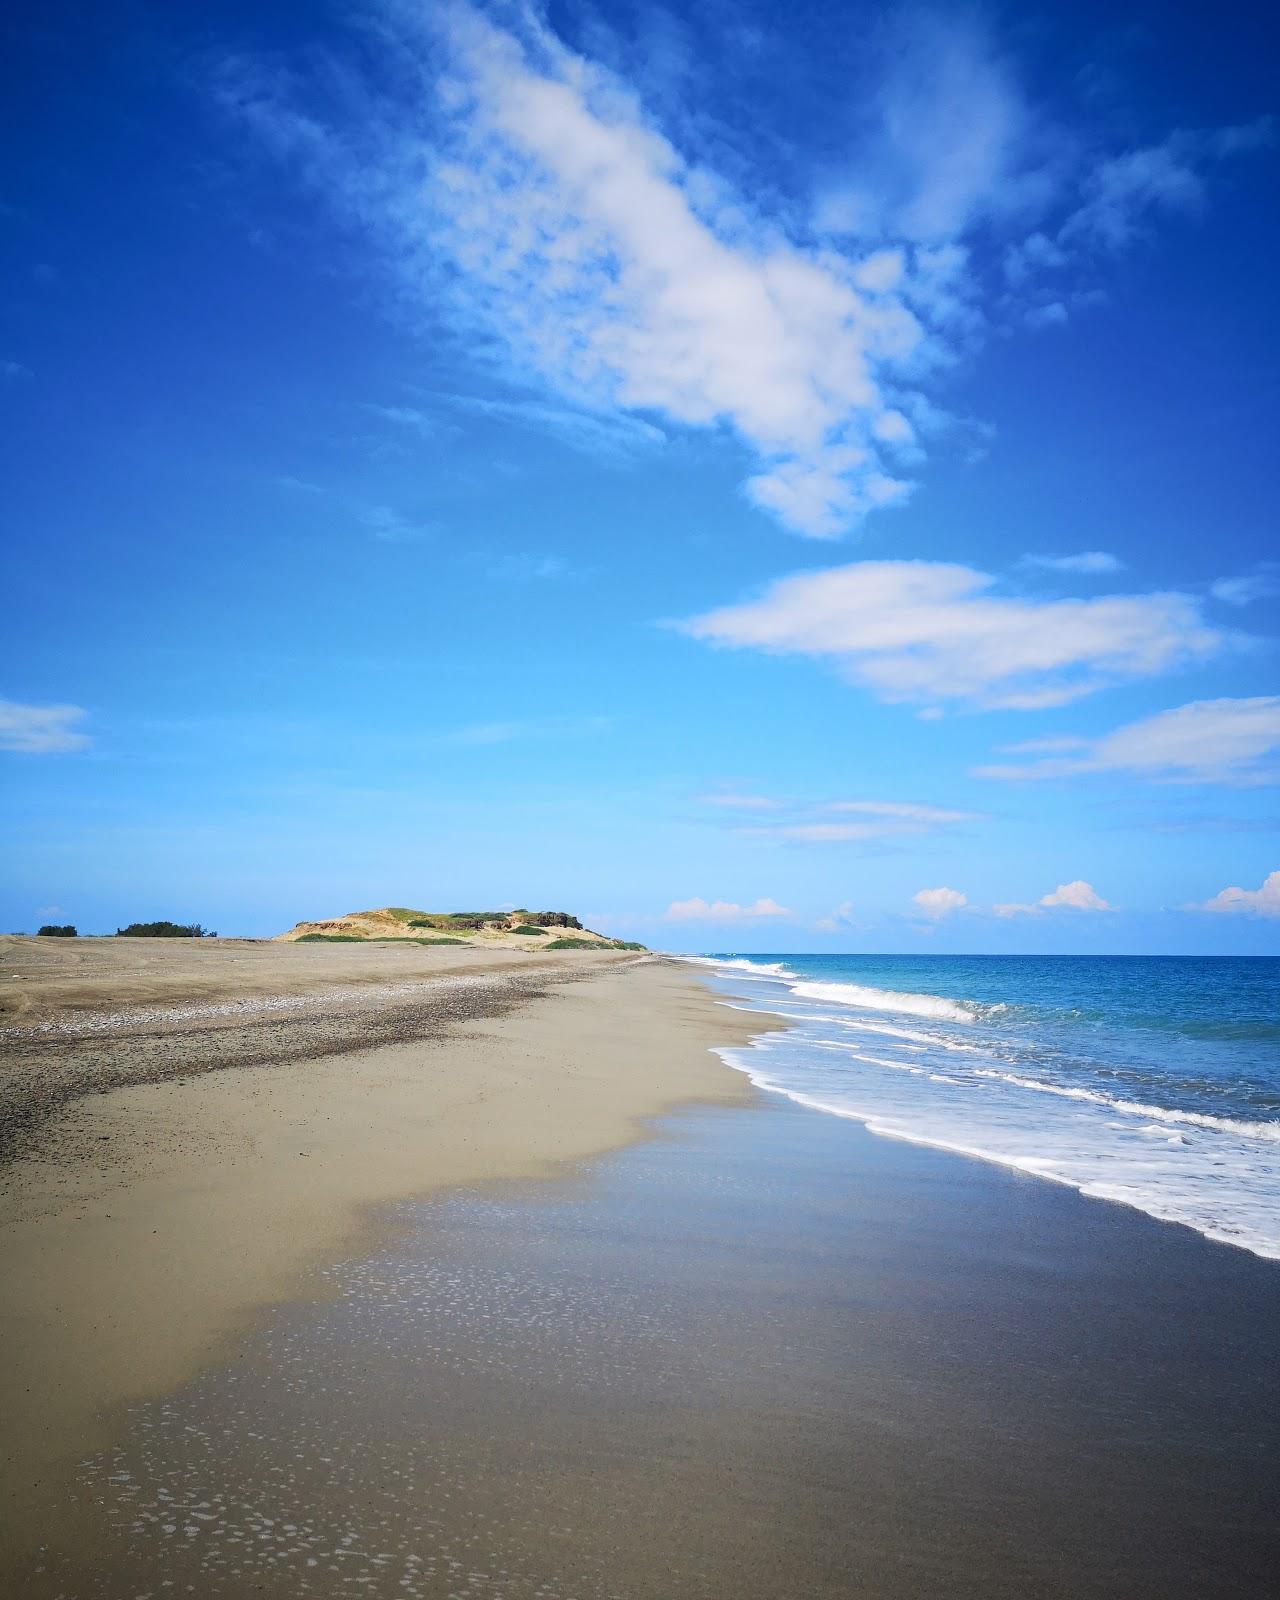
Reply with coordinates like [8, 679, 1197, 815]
[23, 1093, 1280, 1599]
[0, 940, 774, 1579]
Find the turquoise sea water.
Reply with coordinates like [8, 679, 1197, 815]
[685, 954, 1280, 1260]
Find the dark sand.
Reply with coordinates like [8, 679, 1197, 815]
[22, 1092, 1280, 1599]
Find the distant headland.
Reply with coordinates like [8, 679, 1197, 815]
[274, 906, 645, 952]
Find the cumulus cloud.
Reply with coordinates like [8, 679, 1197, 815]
[1195, 870, 1280, 918]
[680, 561, 1224, 710]
[976, 697, 1280, 784]
[665, 896, 791, 921]
[1022, 551, 1123, 574]
[994, 880, 1112, 917]
[0, 698, 90, 753]
[913, 886, 967, 918]
[1040, 880, 1112, 910]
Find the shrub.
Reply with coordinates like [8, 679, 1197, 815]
[116, 921, 213, 938]
[545, 936, 646, 951]
[37, 924, 77, 937]
[409, 914, 498, 931]
[510, 924, 546, 936]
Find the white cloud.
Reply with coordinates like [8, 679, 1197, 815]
[224, 10, 1269, 538]
[408, 6, 928, 536]
[665, 896, 791, 922]
[727, 797, 978, 843]
[374, 394, 664, 457]
[1057, 125, 1273, 254]
[1211, 570, 1280, 607]
[819, 800, 975, 822]
[814, 11, 1048, 244]
[815, 899, 857, 932]
[681, 561, 1224, 710]
[1060, 136, 1207, 251]
[1041, 879, 1112, 910]
[357, 504, 433, 542]
[994, 879, 1112, 916]
[1022, 300, 1068, 329]
[1023, 551, 1123, 574]
[976, 697, 1280, 784]
[0, 698, 90, 754]
[1196, 870, 1280, 918]
[913, 886, 967, 918]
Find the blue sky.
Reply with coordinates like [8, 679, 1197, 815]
[2, 0, 1278, 952]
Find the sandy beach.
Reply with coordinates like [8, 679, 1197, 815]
[5, 938, 1278, 1598]
[0, 937, 774, 1581]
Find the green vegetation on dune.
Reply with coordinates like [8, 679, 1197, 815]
[37, 924, 77, 937]
[295, 933, 468, 946]
[287, 908, 640, 951]
[545, 936, 647, 951]
[407, 914, 492, 931]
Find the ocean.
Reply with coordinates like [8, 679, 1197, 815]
[684, 953, 1280, 1261]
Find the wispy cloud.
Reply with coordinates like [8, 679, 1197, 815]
[665, 896, 791, 922]
[357, 504, 433, 542]
[1002, 121, 1273, 319]
[699, 792, 979, 841]
[1211, 567, 1280, 607]
[696, 793, 785, 811]
[680, 561, 1225, 710]
[1194, 870, 1280, 918]
[1022, 551, 1123, 574]
[994, 879, 1113, 917]
[372, 394, 663, 458]
[0, 698, 90, 753]
[820, 799, 975, 822]
[1058, 123, 1272, 252]
[976, 697, 1280, 784]
[2, 359, 32, 379]
[815, 899, 858, 932]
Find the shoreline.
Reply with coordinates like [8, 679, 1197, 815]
[29, 1091, 1280, 1599]
[0, 941, 781, 1575]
